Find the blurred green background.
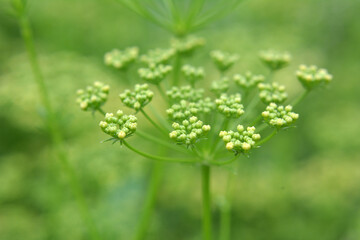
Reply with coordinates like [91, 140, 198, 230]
[1, 0, 360, 239]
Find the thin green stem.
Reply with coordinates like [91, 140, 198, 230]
[201, 165, 212, 240]
[256, 129, 277, 146]
[249, 114, 262, 126]
[98, 108, 106, 116]
[137, 130, 189, 154]
[291, 90, 309, 107]
[123, 140, 198, 163]
[209, 156, 237, 166]
[219, 172, 232, 240]
[140, 109, 168, 135]
[133, 161, 164, 240]
[16, 6, 100, 240]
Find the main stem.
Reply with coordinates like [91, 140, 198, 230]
[219, 172, 232, 240]
[201, 165, 212, 240]
[134, 161, 164, 240]
[18, 11, 100, 240]
[173, 53, 181, 86]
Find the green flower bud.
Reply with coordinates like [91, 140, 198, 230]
[211, 77, 229, 96]
[215, 94, 244, 118]
[182, 64, 205, 85]
[262, 103, 299, 129]
[141, 48, 175, 65]
[138, 64, 172, 85]
[104, 47, 139, 70]
[76, 81, 110, 112]
[169, 116, 211, 146]
[100, 111, 137, 140]
[259, 50, 291, 71]
[219, 124, 260, 155]
[296, 64, 333, 90]
[233, 71, 265, 89]
[258, 82, 288, 104]
[119, 84, 153, 112]
[210, 50, 239, 72]
[171, 35, 205, 56]
[166, 85, 204, 103]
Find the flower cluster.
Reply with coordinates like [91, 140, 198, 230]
[138, 64, 172, 85]
[211, 77, 229, 96]
[233, 72, 265, 89]
[210, 50, 239, 72]
[76, 81, 110, 111]
[140, 48, 175, 65]
[259, 50, 291, 71]
[166, 85, 204, 103]
[119, 84, 153, 111]
[296, 64, 333, 90]
[99, 110, 137, 140]
[104, 47, 139, 70]
[215, 94, 244, 118]
[166, 98, 215, 121]
[182, 64, 205, 85]
[169, 116, 211, 146]
[219, 125, 261, 154]
[262, 103, 299, 129]
[258, 82, 288, 104]
[171, 36, 205, 55]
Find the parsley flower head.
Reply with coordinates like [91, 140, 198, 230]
[262, 103, 299, 129]
[99, 110, 137, 140]
[233, 72, 265, 89]
[182, 64, 205, 85]
[296, 64, 333, 90]
[169, 116, 211, 146]
[219, 125, 261, 155]
[76, 81, 110, 112]
[258, 82, 288, 104]
[138, 64, 172, 85]
[104, 47, 139, 70]
[140, 48, 175, 65]
[215, 93, 244, 118]
[259, 50, 291, 71]
[211, 50, 239, 72]
[119, 84, 154, 111]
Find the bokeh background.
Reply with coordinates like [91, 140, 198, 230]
[1, 0, 360, 239]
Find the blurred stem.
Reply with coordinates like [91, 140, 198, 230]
[292, 90, 309, 107]
[173, 53, 182, 86]
[133, 161, 164, 240]
[219, 172, 232, 240]
[156, 83, 167, 102]
[16, 6, 100, 240]
[202, 165, 212, 240]
[123, 140, 198, 163]
[140, 109, 168, 135]
[249, 114, 262, 126]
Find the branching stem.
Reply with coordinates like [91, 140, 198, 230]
[140, 109, 168, 135]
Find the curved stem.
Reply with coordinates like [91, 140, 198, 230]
[201, 165, 212, 240]
[209, 156, 237, 166]
[137, 130, 189, 154]
[291, 90, 309, 107]
[98, 108, 106, 116]
[123, 140, 198, 163]
[256, 129, 277, 146]
[249, 114, 262, 126]
[16, 7, 100, 240]
[140, 109, 168, 135]
[133, 161, 164, 240]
